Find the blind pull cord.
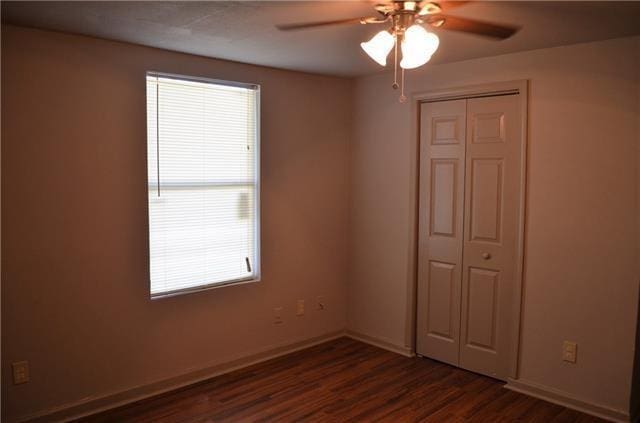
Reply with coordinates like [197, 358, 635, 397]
[156, 82, 161, 197]
[245, 257, 252, 273]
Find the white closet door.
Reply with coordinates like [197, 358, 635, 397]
[416, 99, 466, 365]
[459, 94, 522, 380]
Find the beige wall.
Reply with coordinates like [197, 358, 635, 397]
[1, 25, 351, 421]
[348, 36, 640, 414]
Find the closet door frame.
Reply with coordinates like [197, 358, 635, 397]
[410, 80, 528, 379]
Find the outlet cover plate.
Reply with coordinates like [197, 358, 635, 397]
[12, 361, 29, 384]
[562, 341, 577, 363]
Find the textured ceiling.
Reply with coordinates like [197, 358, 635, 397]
[3, 1, 640, 77]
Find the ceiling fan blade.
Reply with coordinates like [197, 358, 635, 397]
[276, 17, 372, 31]
[431, 1, 470, 13]
[418, 0, 471, 15]
[432, 15, 519, 39]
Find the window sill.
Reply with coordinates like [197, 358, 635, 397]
[150, 276, 261, 300]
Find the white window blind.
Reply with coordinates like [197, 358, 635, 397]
[146, 73, 260, 298]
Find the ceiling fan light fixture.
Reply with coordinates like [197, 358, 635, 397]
[360, 30, 394, 66]
[400, 53, 432, 69]
[400, 24, 439, 69]
[276, 0, 519, 102]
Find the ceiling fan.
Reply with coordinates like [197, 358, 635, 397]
[277, 1, 520, 102]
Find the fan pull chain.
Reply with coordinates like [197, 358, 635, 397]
[399, 68, 406, 103]
[392, 34, 399, 90]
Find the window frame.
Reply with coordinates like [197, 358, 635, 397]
[146, 71, 261, 299]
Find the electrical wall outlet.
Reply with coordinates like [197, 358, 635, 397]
[563, 341, 577, 363]
[316, 296, 326, 311]
[273, 307, 283, 325]
[296, 300, 305, 316]
[12, 361, 29, 385]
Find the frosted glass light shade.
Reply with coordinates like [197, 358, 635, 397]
[361, 30, 395, 66]
[400, 25, 439, 69]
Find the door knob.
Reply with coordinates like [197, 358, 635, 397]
[482, 252, 491, 260]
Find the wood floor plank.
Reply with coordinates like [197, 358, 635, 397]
[79, 338, 606, 423]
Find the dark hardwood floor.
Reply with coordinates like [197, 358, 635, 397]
[81, 337, 604, 422]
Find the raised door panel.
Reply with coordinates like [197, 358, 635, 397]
[417, 99, 466, 366]
[472, 112, 505, 144]
[432, 116, 462, 145]
[466, 267, 499, 351]
[469, 159, 503, 243]
[426, 261, 456, 340]
[430, 160, 458, 237]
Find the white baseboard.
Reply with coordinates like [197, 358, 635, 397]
[505, 378, 629, 423]
[345, 330, 414, 357]
[18, 330, 346, 423]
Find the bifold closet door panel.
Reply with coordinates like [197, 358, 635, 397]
[459, 94, 522, 380]
[416, 99, 466, 366]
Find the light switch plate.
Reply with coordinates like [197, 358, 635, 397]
[296, 300, 305, 316]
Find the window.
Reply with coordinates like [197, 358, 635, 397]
[146, 72, 260, 298]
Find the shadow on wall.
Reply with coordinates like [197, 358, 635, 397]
[632, 286, 640, 421]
